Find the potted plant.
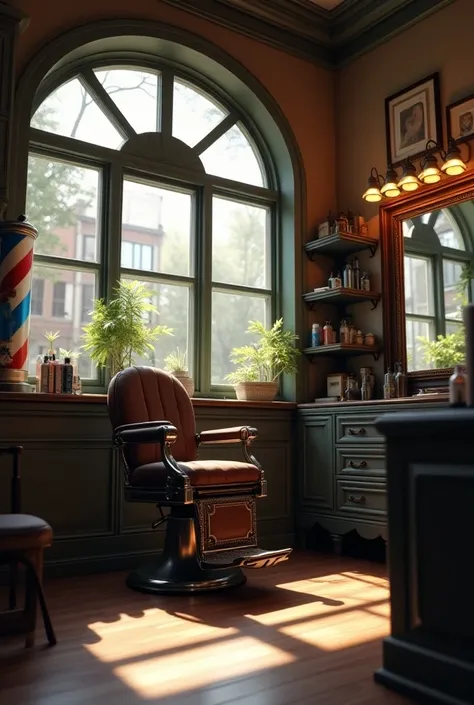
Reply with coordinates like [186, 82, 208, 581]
[44, 330, 60, 358]
[82, 280, 173, 378]
[226, 318, 300, 401]
[164, 348, 194, 397]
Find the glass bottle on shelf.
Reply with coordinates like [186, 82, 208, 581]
[449, 365, 467, 407]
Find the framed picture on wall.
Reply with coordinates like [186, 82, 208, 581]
[385, 73, 442, 166]
[446, 94, 474, 141]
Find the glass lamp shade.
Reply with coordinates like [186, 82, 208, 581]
[398, 174, 421, 192]
[418, 166, 442, 184]
[442, 158, 467, 176]
[380, 181, 400, 197]
[362, 186, 382, 202]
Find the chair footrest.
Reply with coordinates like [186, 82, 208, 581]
[201, 546, 292, 570]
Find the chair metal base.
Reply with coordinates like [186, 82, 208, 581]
[126, 506, 246, 595]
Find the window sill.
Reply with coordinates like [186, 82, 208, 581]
[0, 392, 296, 409]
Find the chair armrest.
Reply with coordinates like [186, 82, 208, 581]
[197, 426, 258, 445]
[114, 421, 177, 446]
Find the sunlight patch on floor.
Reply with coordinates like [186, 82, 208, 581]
[85, 611, 239, 662]
[277, 608, 388, 651]
[111, 636, 295, 698]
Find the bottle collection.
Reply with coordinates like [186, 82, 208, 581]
[327, 258, 371, 291]
[311, 320, 375, 348]
[383, 362, 407, 400]
[35, 353, 82, 395]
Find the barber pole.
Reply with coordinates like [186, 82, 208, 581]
[0, 215, 37, 392]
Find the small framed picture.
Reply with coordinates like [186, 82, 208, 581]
[446, 94, 474, 142]
[385, 73, 442, 166]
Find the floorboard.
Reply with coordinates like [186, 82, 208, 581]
[0, 551, 413, 705]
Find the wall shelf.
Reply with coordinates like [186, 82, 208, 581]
[303, 288, 381, 310]
[304, 232, 379, 260]
[303, 343, 381, 362]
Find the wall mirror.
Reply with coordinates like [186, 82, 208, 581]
[381, 171, 474, 390]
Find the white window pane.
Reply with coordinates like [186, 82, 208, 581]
[122, 179, 192, 276]
[94, 68, 159, 134]
[28, 265, 96, 378]
[31, 77, 123, 149]
[172, 78, 228, 147]
[405, 317, 435, 372]
[211, 291, 269, 384]
[434, 210, 465, 250]
[212, 198, 270, 288]
[404, 255, 434, 316]
[443, 259, 464, 320]
[121, 241, 133, 268]
[123, 279, 191, 373]
[446, 320, 464, 335]
[26, 156, 100, 262]
[200, 123, 265, 187]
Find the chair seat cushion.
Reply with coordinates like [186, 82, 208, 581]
[130, 459, 260, 487]
[0, 514, 51, 535]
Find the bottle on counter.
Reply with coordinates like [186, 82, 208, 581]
[328, 272, 335, 288]
[355, 330, 364, 345]
[353, 258, 360, 289]
[394, 361, 408, 398]
[449, 365, 467, 407]
[323, 321, 333, 345]
[333, 271, 342, 288]
[311, 323, 321, 347]
[383, 368, 396, 399]
[360, 271, 370, 291]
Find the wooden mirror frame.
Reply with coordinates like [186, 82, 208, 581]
[380, 169, 474, 392]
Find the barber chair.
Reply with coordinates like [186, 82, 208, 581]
[108, 366, 292, 594]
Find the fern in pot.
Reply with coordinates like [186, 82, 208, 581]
[226, 318, 300, 401]
[164, 348, 194, 398]
[82, 280, 173, 378]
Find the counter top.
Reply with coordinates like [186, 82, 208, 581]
[298, 394, 449, 410]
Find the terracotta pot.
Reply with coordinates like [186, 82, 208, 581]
[234, 381, 278, 401]
[172, 371, 194, 398]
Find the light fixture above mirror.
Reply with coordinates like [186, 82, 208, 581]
[362, 138, 471, 203]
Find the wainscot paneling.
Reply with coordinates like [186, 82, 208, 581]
[0, 395, 295, 576]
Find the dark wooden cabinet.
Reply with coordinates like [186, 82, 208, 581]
[374, 409, 474, 705]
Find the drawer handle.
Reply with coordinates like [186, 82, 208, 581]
[348, 427, 366, 436]
[348, 460, 367, 469]
[348, 494, 366, 504]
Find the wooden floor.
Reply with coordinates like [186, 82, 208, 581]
[0, 551, 413, 705]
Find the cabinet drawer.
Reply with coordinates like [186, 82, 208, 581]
[336, 480, 387, 518]
[336, 447, 385, 478]
[336, 413, 383, 444]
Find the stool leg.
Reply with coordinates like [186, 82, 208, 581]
[24, 550, 39, 648]
[23, 551, 56, 647]
[8, 562, 18, 610]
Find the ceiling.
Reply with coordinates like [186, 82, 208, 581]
[307, 0, 345, 9]
[162, 0, 455, 66]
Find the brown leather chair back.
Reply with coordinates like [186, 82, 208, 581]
[107, 366, 198, 469]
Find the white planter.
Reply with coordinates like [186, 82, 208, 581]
[234, 381, 278, 402]
[172, 371, 194, 398]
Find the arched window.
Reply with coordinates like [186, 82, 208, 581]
[26, 62, 277, 391]
[403, 208, 473, 371]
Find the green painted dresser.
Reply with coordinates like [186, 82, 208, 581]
[296, 396, 449, 552]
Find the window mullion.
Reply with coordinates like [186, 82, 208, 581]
[196, 184, 213, 394]
[104, 161, 123, 303]
[434, 253, 446, 337]
[159, 69, 174, 138]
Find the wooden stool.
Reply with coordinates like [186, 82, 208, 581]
[0, 447, 56, 648]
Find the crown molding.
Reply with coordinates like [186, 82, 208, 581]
[160, 0, 456, 67]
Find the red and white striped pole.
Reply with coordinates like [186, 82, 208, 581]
[0, 216, 37, 392]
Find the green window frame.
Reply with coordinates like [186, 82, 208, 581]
[403, 208, 474, 371]
[25, 59, 280, 395]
